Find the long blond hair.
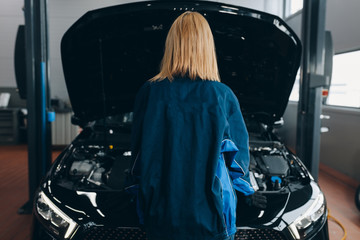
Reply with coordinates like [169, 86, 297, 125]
[150, 11, 220, 82]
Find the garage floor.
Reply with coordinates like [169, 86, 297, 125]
[0, 145, 359, 240]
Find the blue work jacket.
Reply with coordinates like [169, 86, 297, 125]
[130, 77, 254, 240]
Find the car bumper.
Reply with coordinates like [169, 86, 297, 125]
[32, 216, 329, 240]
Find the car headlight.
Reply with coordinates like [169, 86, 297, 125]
[36, 191, 78, 239]
[288, 192, 326, 239]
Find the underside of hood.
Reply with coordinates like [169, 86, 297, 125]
[61, 1, 301, 125]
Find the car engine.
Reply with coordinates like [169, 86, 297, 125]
[55, 139, 308, 193]
[249, 141, 299, 192]
[55, 144, 133, 190]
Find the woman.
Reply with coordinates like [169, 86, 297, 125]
[131, 11, 256, 240]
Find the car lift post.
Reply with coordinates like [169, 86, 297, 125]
[296, 0, 327, 181]
[18, 0, 52, 214]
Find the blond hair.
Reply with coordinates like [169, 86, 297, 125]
[150, 11, 220, 82]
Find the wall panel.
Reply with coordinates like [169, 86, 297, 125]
[0, 0, 23, 87]
[280, 102, 360, 182]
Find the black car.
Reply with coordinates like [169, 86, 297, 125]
[31, 1, 329, 240]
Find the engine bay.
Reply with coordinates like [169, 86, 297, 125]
[248, 141, 309, 192]
[55, 139, 309, 193]
[52, 116, 309, 192]
[55, 144, 133, 190]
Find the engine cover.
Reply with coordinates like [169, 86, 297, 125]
[259, 155, 290, 177]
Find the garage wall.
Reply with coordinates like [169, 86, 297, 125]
[320, 106, 360, 182]
[0, 0, 24, 87]
[286, 0, 360, 54]
[283, 1, 360, 182]
[279, 102, 360, 183]
[285, 11, 301, 39]
[327, 0, 360, 53]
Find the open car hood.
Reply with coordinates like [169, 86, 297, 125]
[61, 1, 301, 125]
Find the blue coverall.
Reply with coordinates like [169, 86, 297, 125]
[130, 77, 254, 240]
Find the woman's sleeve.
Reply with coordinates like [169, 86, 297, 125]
[225, 91, 255, 196]
[130, 82, 150, 178]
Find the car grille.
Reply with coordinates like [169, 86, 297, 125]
[80, 227, 286, 240]
[235, 229, 286, 240]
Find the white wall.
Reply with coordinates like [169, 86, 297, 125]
[218, 0, 284, 16]
[285, 11, 301, 38]
[326, 0, 360, 53]
[0, 0, 24, 87]
[279, 101, 360, 182]
[218, 0, 266, 11]
[285, 0, 360, 54]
